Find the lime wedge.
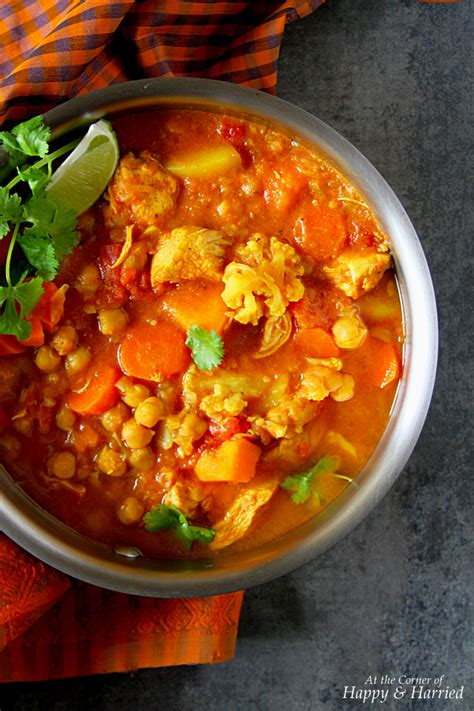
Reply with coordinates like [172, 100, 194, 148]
[47, 119, 119, 214]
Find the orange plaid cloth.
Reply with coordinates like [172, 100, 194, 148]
[0, 0, 325, 123]
[0, 0, 324, 682]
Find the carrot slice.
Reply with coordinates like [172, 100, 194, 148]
[162, 280, 229, 334]
[118, 318, 189, 382]
[368, 338, 400, 388]
[293, 202, 347, 261]
[67, 363, 120, 415]
[295, 327, 340, 358]
[195, 438, 261, 483]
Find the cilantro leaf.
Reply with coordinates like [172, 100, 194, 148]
[22, 196, 79, 262]
[143, 504, 181, 532]
[0, 130, 22, 161]
[186, 324, 224, 371]
[281, 455, 339, 504]
[17, 232, 59, 281]
[12, 115, 50, 158]
[0, 276, 43, 340]
[0, 187, 22, 237]
[143, 503, 216, 550]
[16, 165, 49, 196]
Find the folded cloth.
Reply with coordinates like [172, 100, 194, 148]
[0, 536, 245, 681]
[0, 0, 325, 123]
[0, 0, 323, 682]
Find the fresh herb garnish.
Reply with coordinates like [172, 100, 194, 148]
[281, 455, 339, 504]
[0, 114, 81, 340]
[185, 323, 224, 371]
[143, 503, 216, 550]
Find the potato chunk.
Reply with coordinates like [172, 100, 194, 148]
[165, 144, 241, 179]
[323, 250, 391, 298]
[150, 226, 231, 285]
[108, 151, 180, 227]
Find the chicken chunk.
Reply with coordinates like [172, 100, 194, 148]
[163, 478, 205, 518]
[209, 478, 278, 550]
[323, 250, 391, 298]
[108, 151, 180, 227]
[150, 226, 231, 285]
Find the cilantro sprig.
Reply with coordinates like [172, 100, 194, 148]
[186, 323, 224, 371]
[281, 455, 339, 504]
[0, 114, 81, 339]
[143, 503, 216, 550]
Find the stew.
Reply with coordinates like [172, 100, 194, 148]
[0, 109, 403, 557]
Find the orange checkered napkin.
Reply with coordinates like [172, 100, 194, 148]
[0, 0, 325, 123]
[0, 0, 324, 681]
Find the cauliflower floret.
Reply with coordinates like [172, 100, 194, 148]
[250, 358, 354, 442]
[157, 410, 208, 458]
[182, 366, 266, 421]
[222, 234, 304, 325]
[108, 151, 180, 227]
[323, 249, 391, 298]
[150, 226, 231, 285]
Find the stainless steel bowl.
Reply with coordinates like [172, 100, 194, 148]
[0, 78, 438, 596]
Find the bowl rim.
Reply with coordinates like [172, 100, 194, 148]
[0, 78, 438, 596]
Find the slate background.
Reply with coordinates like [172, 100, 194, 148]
[2, 0, 472, 709]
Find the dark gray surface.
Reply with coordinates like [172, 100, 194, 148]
[2, 0, 472, 709]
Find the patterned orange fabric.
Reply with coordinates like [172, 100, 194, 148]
[0, 0, 323, 682]
[0, 0, 325, 123]
[0, 536, 244, 681]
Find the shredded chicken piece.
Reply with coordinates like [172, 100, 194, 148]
[222, 234, 304, 325]
[107, 151, 180, 227]
[323, 250, 391, 298]
[209, 479, 278, 550]
[150, 226, 231, 285]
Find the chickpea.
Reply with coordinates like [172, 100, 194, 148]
[48, 451, 76, 479]
[51, 325, 77, 356]
[331, 373, 355, 403]
[76, 263, 100, 295]
[98, 308, 129, 336]
[117, 497, 145, 525]
[96, 446, 127, 477]
[65, 347, 91, 376]
[134, 397, 164, 428]
[121, 418, 153, 449]
[332, 315, 368, 350]
[128, 446, 155, 471]
[35, 345, 61, 373]
[100, 401, 130, 433]
[116, 376, 133, 393]
[56, 405, 76, 431]
[122, 384, 150, 408]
